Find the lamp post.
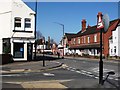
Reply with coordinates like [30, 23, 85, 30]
[53, 22, 64, 58]
[34, 0, 37, 60]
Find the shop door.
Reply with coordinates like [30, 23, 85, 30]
[27, 43, 33, 61]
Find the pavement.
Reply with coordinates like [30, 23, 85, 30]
[1, 60, 63, 74]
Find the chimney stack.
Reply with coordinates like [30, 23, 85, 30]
[81, 19, 86, 32]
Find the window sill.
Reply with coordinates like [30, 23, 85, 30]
[13, 30, 33, 33]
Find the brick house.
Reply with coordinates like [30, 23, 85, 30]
[64, 12, 120, 57]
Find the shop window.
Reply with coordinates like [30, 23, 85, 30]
[13, 43, 24, 58]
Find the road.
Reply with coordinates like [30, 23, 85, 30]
[57, 58, 119, 81]
[1, 56, 120, 89]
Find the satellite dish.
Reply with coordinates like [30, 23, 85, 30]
[103, 14, 110, 32]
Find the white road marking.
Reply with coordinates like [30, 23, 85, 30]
[67, 68, 70, 70]
[86, 74, 94, 77]
[91, 67, 115, 73]
[86, 72, 92, 74]
[76, 71, 81, 73]
[81, 70, 87, 73]
[72, 68, 76, 70]
[70, 69, 75, 72]
[43, 73, 55, 76]
[66, 66, 119, 81]
[94, 77, 99, 79]
[0, 74, 21, 77]
[115, 78, 119, 81]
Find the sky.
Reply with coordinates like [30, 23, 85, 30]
[24, 1, 119, 44]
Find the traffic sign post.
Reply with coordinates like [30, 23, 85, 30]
[97, 12, 109, 85]
[97, 12, 104, 85]
[99, 28, 103, 85]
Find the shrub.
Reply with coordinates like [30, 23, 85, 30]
[82, 53, 89, 57]
[94, 56, 99, 59]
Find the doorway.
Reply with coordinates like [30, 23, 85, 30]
[27, 43, 33, 61]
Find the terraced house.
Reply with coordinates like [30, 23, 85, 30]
[0, 0, 35, 61]
[63, 12, 120, 58]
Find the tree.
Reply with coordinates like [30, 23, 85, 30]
[36, 31, 44, 45]
[36, 30, 43, 39]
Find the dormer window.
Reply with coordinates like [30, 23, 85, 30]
[15, 17, 21, 27]
[25, 18, 31, 28]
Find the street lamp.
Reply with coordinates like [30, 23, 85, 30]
[53, 22, 64, 58]
[34, 0, 37, 60]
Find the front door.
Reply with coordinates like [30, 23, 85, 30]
[27, 43, 33, 61]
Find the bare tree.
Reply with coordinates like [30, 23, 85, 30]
[36, 30, 43, 39]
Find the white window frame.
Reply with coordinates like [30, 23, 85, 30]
[14, 17, 21, 28]
[25, 18, 31, 28]
[94, 34, 97, 42]
[73, 38, 76, 45]
[78, 37, 80, 44]
[84, 36, 86, 43]
[88, 36, 90, 43]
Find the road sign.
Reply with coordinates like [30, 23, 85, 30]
[103, 14, 110, 32]
[97, 13, 104, 29]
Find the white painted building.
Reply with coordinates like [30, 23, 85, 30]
[109, 22, 120, 57]
[0, 0, 35, 61]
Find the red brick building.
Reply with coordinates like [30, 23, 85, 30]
[64, 12, 120, 57]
